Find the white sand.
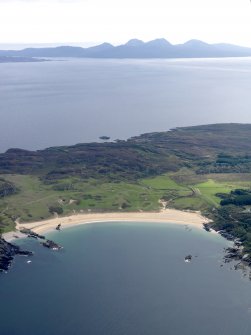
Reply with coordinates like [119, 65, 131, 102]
[3, 209, 209, 242]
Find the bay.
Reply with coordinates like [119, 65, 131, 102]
[1, 222, 251, 335]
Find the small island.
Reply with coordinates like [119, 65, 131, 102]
[99, 136, 110, 140]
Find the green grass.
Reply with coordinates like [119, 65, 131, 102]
[141, 174, 251, 211]
[0, 175, 163, 230]
[195, 178, 251, 207]
[206, 173, 251, 184]
[171, 197, 207, 211]
[140, 174, 205, 210]
[73, 182, 161, 211]
[1, 172, 251, 232]
[140, 175, 186, 190]
[0, 175, 69, 223]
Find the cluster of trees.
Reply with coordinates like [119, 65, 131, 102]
[0, 178, 17, 198]
[0, 141, 181, 184]
[216, 154, 251, 165]
[197, 154, 251, 174]
[218, 189, 251, 206]
[48, 205, 64, 215]
[211, 189, 251, 253]
[3, 125, 251, 186]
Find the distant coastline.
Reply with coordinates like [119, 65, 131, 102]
[1, 38, 251, 59]
[0, 56, 47, 63]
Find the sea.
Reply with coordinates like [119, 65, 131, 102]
[1, 222, 251, 335]
[1, 57, 251, 152]
[2, 58, 251, 334]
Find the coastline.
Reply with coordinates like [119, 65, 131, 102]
[3, 209, 209, 242]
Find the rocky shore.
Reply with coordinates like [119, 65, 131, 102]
[202, 223, 251, 278]
[0, 237, 33, 272]
[0, 228, 62, 272]
[20, 228, 62, 250]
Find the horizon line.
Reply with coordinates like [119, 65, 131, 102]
[1, 38, 251, 50]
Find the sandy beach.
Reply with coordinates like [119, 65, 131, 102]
[3, 209, 209, 241]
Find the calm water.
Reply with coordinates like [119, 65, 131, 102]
[1, 58, 251, 152]
[1, 222, 251, 335]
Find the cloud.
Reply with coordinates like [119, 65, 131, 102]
[1, 0, 251, 47]
[0, 0, 86, 2]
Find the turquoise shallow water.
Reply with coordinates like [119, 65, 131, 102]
[1, 222, 251, 335]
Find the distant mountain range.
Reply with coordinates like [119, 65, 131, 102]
[1, 39, 251, 59]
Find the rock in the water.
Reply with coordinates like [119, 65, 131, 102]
[218, 230, 235, 241]
[56, 224, 61, 231]
[185, 255, 192, 262]
[42, 239, 62, 250]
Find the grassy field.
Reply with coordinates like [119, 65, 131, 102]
[140, 175, 186, 190]
[0, 174, 163, 231]
[194, 180, 234, 206]
[1, 172, 251, 232]
[141, 173, 251, 211]
[196, 176, 251, 206]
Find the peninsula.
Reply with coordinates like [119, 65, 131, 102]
[2, 123, 251, 270]
[0, 56, 47, 63]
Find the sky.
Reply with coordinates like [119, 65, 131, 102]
[0, 0, 251, 47]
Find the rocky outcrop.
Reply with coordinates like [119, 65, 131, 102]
[224, 247, 243, 262]
[56, 224, 61, 231]
[0, 237, 33, 272]
[20, 228, 62, 250]
[218, 230, 235, 241]
[0, 226, 63, 272]
[42, 239, 62, 250]
[20, 228, 45, 239]
[184, 255, 192, 262]
[203, 223, 211, 232]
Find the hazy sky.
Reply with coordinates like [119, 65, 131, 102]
[0, 0, 251, 47]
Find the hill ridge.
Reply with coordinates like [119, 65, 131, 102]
[1, 39, 251, 58]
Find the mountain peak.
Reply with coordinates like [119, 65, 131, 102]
[146, 38, 171, 47]
[125, 39, 144, 47]
[183, 39, 209, 47]
[89, 42, 114, 50]
[99, 42, 114, 48]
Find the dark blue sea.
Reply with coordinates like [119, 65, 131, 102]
[1, 58, 251, 152]
[1, 222, 251, 335]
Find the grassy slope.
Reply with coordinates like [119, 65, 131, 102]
[141, 173, 251, 211]
[1, 172, 251, 233]
[2, 124, 251, 232]
[0, 174, 162, 230]
[0, 176, 149, 231]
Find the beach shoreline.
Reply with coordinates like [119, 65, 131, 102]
[3, 209, 210, 242]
